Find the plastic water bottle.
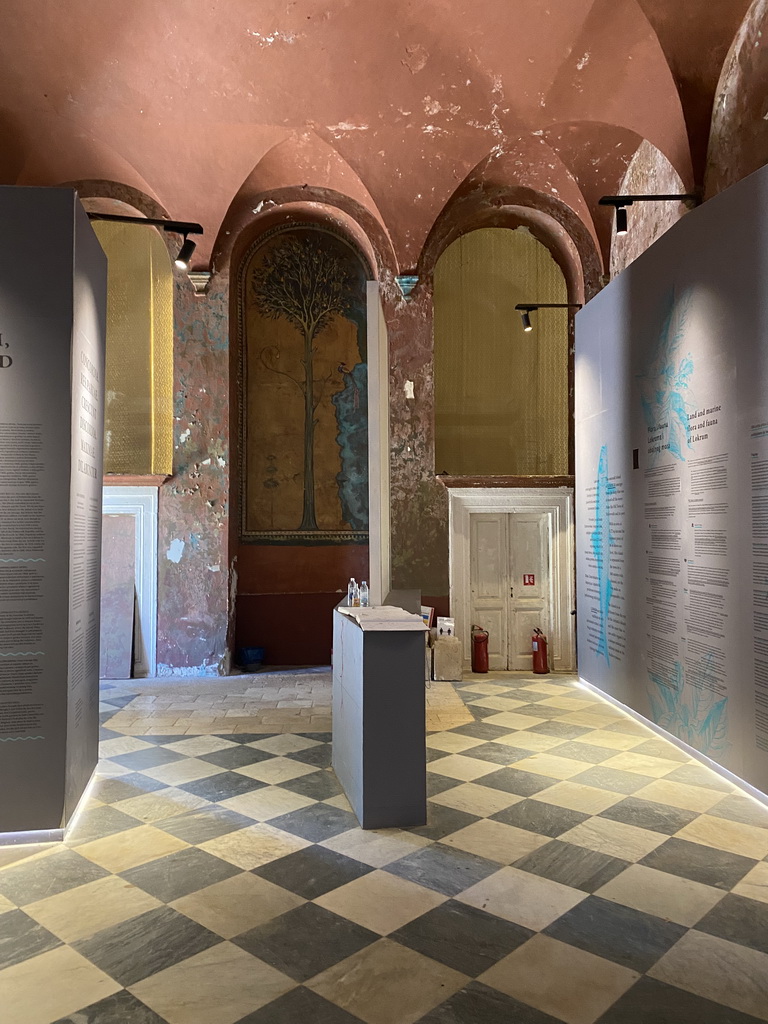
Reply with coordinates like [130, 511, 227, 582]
[360, 581, 369, 607]
[347, 578, 359, 606]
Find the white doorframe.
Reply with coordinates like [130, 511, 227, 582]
[449, 488, 575, 670]
[366, 282, 391, 606]
[102, 486, 158, 678]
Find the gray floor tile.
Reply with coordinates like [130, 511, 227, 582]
[279, 770, 344, 800]
[384, 843, 499, 896]
[630, 739, 691, 763]
[598, 796, 699, 835]
[547, 741, 621, 764]
[514, 839, 631, 892]
[640, 837, 757, 890]
[286, 744, 333, 768]
[595, 975, 766, 1023]
[479, 767, 558, 797]
[197, 746, 276, 769]
[179, 771, 267, 802]
[235, 986, 364, 1023]
[53, 989, 169, 1023]
[91, 774, 169, 804]
[153, 805, 257, 844]
[121, 847, 241, 902]
[253, 844, 372, 898]
[450, 722, 513, 741]
[665, 764, 734, 792]
[108, 747, 187, 770]
[391, 899, 533, 976]
[0, 849, 110, 905]
[419, 981, 564, 1024]
[461, 742, 534, 765]
[491, 799, 589, 838]
[572, 765, 656, 794]
[427, 774, 461, 797]
[409, 803, 481, 840]
[694, 893, 768, 955]
[0, 909, 61, 969]
[268, 803, 359, 842]
[74, 906, 222, 986]
[544, 895, 687, 972]
[527, 721, 593, 739]
[66, 805, 143, 845]
[708, 794, 768, 829]
[232, 902, 377, 982]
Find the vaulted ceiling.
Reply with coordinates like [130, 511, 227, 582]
[0, 0, 760, 271]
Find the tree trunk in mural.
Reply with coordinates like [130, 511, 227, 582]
[251, 234, 357, 532]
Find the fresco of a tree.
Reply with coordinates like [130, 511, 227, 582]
[251, 234, 359, 531]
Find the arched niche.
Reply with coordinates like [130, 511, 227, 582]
[79, 194, 174, 476]
[434, 226, 569, 477]
[237, 221, 372, 542]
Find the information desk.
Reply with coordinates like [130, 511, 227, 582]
[332, 605, 427, 829]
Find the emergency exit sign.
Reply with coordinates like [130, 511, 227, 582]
[523, 574, 535, 586]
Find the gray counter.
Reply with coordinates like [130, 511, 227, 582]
[332, 605, 427, 829]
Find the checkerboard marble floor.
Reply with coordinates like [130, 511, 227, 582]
[2, 672, 768, 1023]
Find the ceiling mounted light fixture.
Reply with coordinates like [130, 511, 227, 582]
[598, 193, 699, 236]
[515, 302, 582, 332]
[175, 237, 196, 270]
[86, 212, 204, 271]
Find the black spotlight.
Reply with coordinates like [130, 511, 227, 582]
[615, 206, 628, 235]
[175, 237, 196, 269]
[521, 309, 533, 332]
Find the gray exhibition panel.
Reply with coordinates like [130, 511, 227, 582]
[0, 187, 106, 835]
[575, 164, 768, 795]
[332, 606, 427, 828]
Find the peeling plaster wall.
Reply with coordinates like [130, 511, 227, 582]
[706, 0, 768, 198]
[156, 274, 231, 676]
[610, 140, 688, 277]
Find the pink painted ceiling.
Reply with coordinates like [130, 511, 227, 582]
[0, 0, 753, 268]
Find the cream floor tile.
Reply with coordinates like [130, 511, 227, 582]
[233, 756, 319, 785]
[24, 874, 162, 943]
[535, 696, 599, 710]
[427, 753, 500, 781]
[649, 931, 768, 1022]
[98, 736, 154, 757]
[110, 788, 209, 822]
[320, 827, 432, 867]
[75, 824, 190, 873]
[425, 731, 485, 753]
[632, 777, 726, 813]
[314, 870, 446, 934]
[675, 813, 768, 860]
[322, 792, 354, 812]
[0, 945, 121, 1024]
[429, 782, 523, 817]
[94, 761, 133, 777]
[595, 863, 725, 926]
[219, 786, 316, 821]
[0, 893, 15, 914]
[308, 938, 468, 1024]
[142, 758, 227, 786]
[480, 933, 639, 1024]
[508, 753, 587, 780]
[557, 710, 629, 727]
[733, 861, 768, 904]
[481, 711, 548, 730]
[458, 866, 586, 930]
[576, 729, 647, 751]
[172, 872, 305, 938]
[493, 731, 565, 752]
[529, 781, 625, 815]
[519, 683, 574, 696]
[600, 751, 686, 779]
[130, 941, 295, 1024]
[249, 734, 321, 754]
[199, 822, 311, 868]
[467, 696, 529, 711]
[164, 736, 239, 756]
[559, 817, 667, 861]
[440, 818, 549, 863]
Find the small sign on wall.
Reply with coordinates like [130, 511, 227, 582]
[523, 574, 535, 586]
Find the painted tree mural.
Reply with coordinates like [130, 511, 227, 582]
[251, 234, 359, 531]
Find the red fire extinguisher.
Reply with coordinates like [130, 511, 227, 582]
[471, 625, 489, 674]
[532, 628, 549, 674]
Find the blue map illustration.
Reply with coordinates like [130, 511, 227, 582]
[591, 445, 616, 664]
[637, 289, 695, 464]
[647, 653, 729, 755]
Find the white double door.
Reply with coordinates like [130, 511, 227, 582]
[470, 511, 550, 670]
